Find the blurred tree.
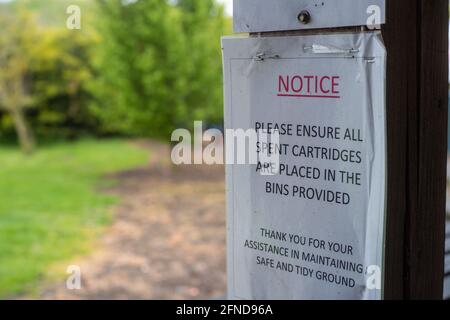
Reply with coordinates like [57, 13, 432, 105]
[0, 11, 38, 153]
[91, 0, 189, 139]
[176, 0, 226, 126]
[92, 0, 228, 139]
[0, 1, 98, 146]
[31, 26, 97, 139]
[20, 0, 98, 139]
[0, 0, 229, 146]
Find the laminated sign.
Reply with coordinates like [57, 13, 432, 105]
[222, 33, 387, 300]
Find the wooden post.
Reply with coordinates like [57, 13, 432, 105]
[383, 0, 448, 299]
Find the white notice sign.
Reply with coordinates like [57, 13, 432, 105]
[222, 33, 386, 300]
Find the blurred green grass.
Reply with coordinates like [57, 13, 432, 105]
[0, 139, 149, 298]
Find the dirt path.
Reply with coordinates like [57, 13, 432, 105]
[41, 141, 226, 299]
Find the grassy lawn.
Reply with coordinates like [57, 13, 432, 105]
[0, 139, 149, 298]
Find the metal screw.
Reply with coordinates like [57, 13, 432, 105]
[298, 10, 311, 24]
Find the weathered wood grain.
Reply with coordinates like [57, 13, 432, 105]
[383, 0, 448, 299]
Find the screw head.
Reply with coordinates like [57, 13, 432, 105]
[298, 10, 311, 24]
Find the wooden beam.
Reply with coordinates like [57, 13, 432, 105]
[383, 0, 448, 299]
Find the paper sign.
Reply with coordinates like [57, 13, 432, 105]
[222, 32, 387, 300]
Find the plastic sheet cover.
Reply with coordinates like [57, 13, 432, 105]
[222, 32, 387, 300]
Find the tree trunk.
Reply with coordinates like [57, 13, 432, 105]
[10, 107, 35, 154]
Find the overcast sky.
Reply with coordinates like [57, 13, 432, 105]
[218, 0, 233, 16]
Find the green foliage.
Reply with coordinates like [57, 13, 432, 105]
[0, 1, 98, 142]
[90, 0, 186, 138]
[9, 0, 93, 25]
[91, 0, 228, 139]
[176, 0, 227, 126]
[0, 0, 230, 142]
[0, 9, 44, 153]
[31, 26, 98, 139]
[0, 139, 149, 297]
